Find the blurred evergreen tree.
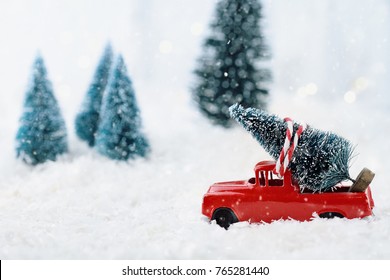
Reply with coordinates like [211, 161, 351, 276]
[193, 0, 271, 127]
[95, 55, 150, 160]
[75, 43, 113, 146]
[16, 55, 68, 165]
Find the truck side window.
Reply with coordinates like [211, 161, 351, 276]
[268, 171, 284, 187]
[259, 171, 266, 186]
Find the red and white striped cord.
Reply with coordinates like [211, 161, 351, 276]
[274, 118, 307, 177]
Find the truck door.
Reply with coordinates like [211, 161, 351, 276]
[254, 170, 292, 222]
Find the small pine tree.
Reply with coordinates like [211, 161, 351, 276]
[95, 55, 150, 160]
[75, 44, 113, 146]
[16, 55, 68, 165]
[230, 104, 353, 192]
[193, 0, 271, 127]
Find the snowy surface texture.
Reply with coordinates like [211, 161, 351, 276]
[1, 0, 390, 259]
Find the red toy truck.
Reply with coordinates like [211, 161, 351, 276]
[202, 161, 375, 228]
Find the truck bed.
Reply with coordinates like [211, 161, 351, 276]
[300, 186, 351, 194]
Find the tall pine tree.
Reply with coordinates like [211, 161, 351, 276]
[95, 55, 150, 160]
[16, 55, 68, 165]
[75, 44, 113, 146]
[193, 0, 271, 127]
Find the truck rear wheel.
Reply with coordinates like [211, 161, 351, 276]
[319, 212, 344, 219]
[213, 208, 238, 229]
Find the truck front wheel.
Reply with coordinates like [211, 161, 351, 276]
[319, 212, 344, 219]
[213, 208, 238, 229]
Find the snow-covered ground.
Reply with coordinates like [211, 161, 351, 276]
[1, 0, 390, 259]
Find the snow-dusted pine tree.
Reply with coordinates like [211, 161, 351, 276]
[95, 55, 150, 160]
[230, 104, 354, 192]
[193, 0, 271, 127]
[75, 43, 113, 146]
[16, 55, 68, 165]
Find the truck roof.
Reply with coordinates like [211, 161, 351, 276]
[254, 160, 276, 172]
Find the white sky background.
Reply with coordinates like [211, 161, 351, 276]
[0, 0, 215, 129]
[0, 0, 389, 157]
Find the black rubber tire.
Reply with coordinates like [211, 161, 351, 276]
[319, 212, 344, 219]
[213, 209, 237, 229]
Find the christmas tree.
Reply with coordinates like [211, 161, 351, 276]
[193, 0, 271, 127]
[75, 43, 113, 146]
[95, 55, 150, 160]
[230, 104, 354, 192]
[16, 55, 68, 165]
